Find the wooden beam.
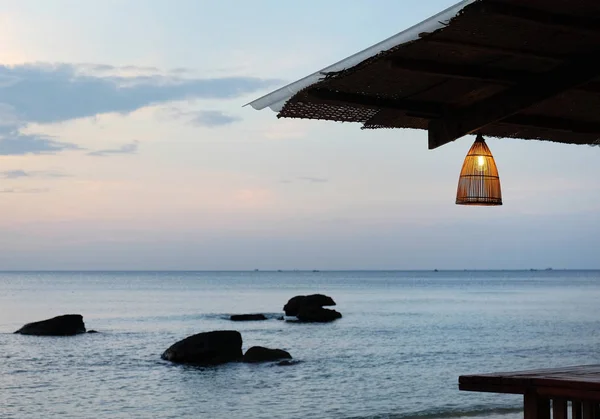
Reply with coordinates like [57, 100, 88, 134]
[524, 393, 550, 419]
[428, 54, 600, 149]
[483, 2, 600, 38]
[552, 397, 568, 419]
[424, 38, 563, 63]
[388, 57, 537, 84]
[306, 88, 600, 137]
[499, 115, 600, 135]
[387, 57, 600, 94]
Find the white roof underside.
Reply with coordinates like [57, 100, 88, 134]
[246, 0, 476, 113]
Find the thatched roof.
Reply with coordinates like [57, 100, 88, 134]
[248, 0, 600, 149]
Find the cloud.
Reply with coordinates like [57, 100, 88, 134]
[299, 177, 328, 183]
[87, 141, 139, 157]
[190, 110, 242, 127]
[0, 63, 280, 125]
[281, 177, 329, 184]
[0, 170, 70, 179]
[0, 132, 81, 155]
[0, 170, 29, 179]
[0, 188, 49, 194]
[0, 63, 279, 156]
[161, 107, 242, 127]
[261, 119, 308, 140]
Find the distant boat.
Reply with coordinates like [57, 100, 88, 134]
[312, 270, 320, 272]
[434, 269, 439, 272]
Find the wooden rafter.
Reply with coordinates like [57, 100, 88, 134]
[305, 88, 600, 136]
[387, 57, 539, 84]
[497, 115, 600, 135]
[483, 2, 600, 38]
[386, 57, 600, 94]
[422, 39, 563, 63]
[427, 54, 600, 149]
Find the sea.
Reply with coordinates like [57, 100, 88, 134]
[0, 270, 599, 419]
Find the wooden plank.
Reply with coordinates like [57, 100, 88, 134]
[307, 89, 600, 138]
[460, 382, 600, 400]
[387, 57, 534, 84]
[428, 54, 600, 149]
[583, 401, 595, 419]
[386, 57, 600, 95]
[553, 398, 568, 419]
[423, 38, 562, 63]
[524, 393, 550, 419]
[537, 387, 600, 402]
[499, 115, 600, 135]
[482, 2, 600, 38]
[573, 401, 583, 419]
[459, 382, 528, 395]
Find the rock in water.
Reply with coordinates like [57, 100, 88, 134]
[283, 294, 336, 316]
[296, 307, 342, 323]
[243, 346, 292, 363]
[161, 330, 243, 365]
[14, 314, 86, 336]
[230, 314, 267, 321]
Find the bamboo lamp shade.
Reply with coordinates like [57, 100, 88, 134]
[456, 134, 502, 206]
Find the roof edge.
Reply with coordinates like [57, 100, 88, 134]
[245, 0, 477, 112]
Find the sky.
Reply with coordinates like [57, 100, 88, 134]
[0, 0, 599, 270]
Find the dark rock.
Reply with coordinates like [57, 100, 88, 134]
[230, 314, 267, 321]
[276, 316, 284, 321]
[243, 346, 292, 363]
[283, 294, 336, 316]
[296, 306, 342, 323]
[87, 330, 99, 334]
[277, 360, 297, 366]
[161, 330, 243, 365]
[14, 314, 86, 336]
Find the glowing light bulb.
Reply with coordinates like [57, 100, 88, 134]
[477, 155, 485, 169]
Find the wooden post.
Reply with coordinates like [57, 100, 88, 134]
[572, 401, 583, 419]
[524, 393, 550, 419]
[582, 401, 594, 419]
[552, 398, 568, 419]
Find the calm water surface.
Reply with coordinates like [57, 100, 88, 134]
[0, 270, 599, 419]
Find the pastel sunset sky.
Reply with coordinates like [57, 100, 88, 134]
[1, 0, 599, 270]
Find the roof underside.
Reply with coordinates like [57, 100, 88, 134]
[250, 0, 600, 149]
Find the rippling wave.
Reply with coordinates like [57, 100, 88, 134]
[0, 270, 598, 419]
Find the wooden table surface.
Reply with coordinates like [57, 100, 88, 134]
[459, 365, 600, 397]
[460, 365, 600, 419]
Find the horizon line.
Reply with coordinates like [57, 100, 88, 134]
[0, 268, 597, 273]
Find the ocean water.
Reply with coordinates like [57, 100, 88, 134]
[0, 270, 599, 419]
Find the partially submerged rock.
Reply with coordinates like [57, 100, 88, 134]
[283, 294, 341, 322]
[297, 306, 342, 323]
[283, 294, 336, 316]
[161, 330, 243, 365]
[243, 346, 292, 363]
[230, 314, 267, 321]
[14, 314, 86, 336]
